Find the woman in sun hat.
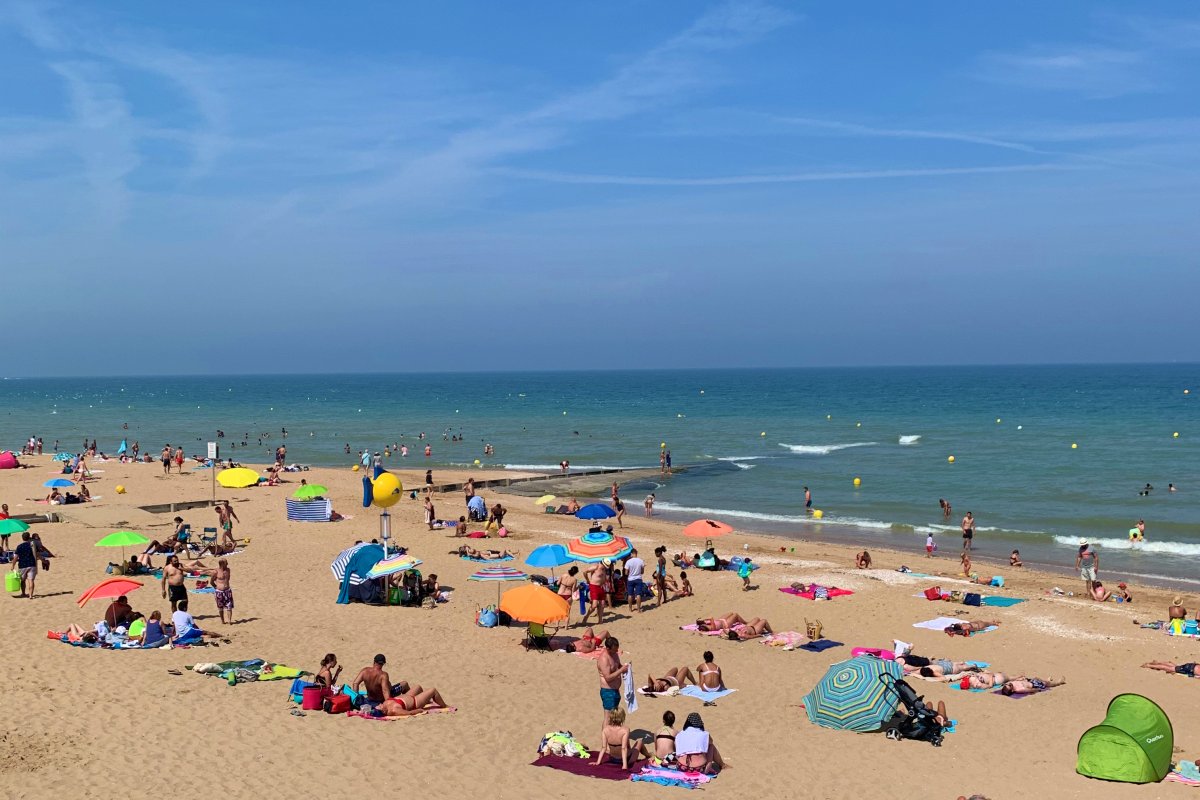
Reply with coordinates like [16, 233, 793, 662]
[1075, 538, 1098, 595]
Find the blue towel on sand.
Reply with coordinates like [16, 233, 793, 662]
[980, 596, 1025, 607]
[799, 639, 843, 653]
[680, 686, 736, 702]
[460, 554, 514, 563]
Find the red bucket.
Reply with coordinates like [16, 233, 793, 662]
[301, 686, 326, 710]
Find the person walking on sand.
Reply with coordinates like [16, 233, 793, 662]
[613, 496, 626, 528]
[11, 532, 38, 598]
[208, 558, 234, 624]
[424, 494, 436, 531]
[925, 533, 936, 558]
[174, 447, 184, 474]
[216, 501, 240, 548]
[597, 636, 630, 724]
[961, 511, 975, 552]
[624, 549, 646, 613]
[1076, 539, 1098, 596]
[581, 561, 609, 626]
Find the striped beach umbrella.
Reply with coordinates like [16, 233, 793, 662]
[331, 543, 382, 586]
[803, 656, 902, 732]
[365, 554, 423, 580]
[469, 566, 528, 608]
[565, 530, 632, 563]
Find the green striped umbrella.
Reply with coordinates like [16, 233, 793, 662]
[803, 656, 902, 732]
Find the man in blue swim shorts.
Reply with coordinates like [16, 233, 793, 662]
[597, 636, 628, 722]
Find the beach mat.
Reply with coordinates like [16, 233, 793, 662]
[679, 686, 736, 702]
[980, 596, 1025, 607]
[530, 753, 633, 781]
[912, 617, 964, 631]
[632, 766, 717, 788]
[779, 587, 854, 600]
[460, 554, 514, 563]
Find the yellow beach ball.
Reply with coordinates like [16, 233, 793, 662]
[352, 464, 360, 472]
[115, 485, 126, 494]
[813, 509, 824, 519]
[853, 477, 861, 487]
[947, 455, 955, 463]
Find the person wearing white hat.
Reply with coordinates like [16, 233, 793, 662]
[1075, 539, 1098, 597]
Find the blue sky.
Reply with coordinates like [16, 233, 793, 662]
[1, 1, 1198, 376]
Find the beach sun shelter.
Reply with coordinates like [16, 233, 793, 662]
[1077, 693, 1173, 784]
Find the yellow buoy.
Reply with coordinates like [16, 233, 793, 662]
[474, 459, 481, 465]
[853, 477, 861, 487]
[352, 464, 360, 472]
[115, 484, 126, 494]
[996, 418, 1001, 424]
[1174, 432, 1180, 438]
[826, 414, 831, 420]
[947, 455, 955, 463]
[760, 431, 766, 437]
[1071, 443, 1078, 449]
[371, 472, 403, 508]
[813, 509, 824, 519]
[856, 422, 862, 427]
[661, 442, 666, 448]
[384, 450, 390, 457]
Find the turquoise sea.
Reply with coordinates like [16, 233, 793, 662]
[2, 366, 1197, 585]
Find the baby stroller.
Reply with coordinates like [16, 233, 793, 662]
[878, 674, 945, 747]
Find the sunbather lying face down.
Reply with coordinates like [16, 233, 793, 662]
[725, 618, 773, 640]
[999, 676, 1065, 695]
[374, 684, 449, 716]
[944, 620, 1001, 636]
[695, 612, 747, 632]
[896, 656, 983, 678]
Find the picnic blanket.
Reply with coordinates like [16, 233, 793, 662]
[680, 686, 736, 702]
[779, 586, 854, 600]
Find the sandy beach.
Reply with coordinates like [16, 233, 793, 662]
[2, 457, 1196, 799]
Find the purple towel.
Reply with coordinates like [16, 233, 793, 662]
[531, 753, 636, 780]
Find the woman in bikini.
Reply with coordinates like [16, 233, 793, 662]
[315, 653, 342, 688]
[593, 708, 650, 770]
[654, 710, 677, 763]
[643, 666, 696, 694]
[999, 676, 1066, 695]
[375, 681, 450, 716]
[944, 620, 1001, 637]
[695, 612, 748, 632]
[556, 566, 579, 607]
[697, 651, 724, 691]
[725, 618, 773, 640]
[570, 626, 609, 654]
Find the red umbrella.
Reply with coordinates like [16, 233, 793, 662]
[77, 577, 144, 608]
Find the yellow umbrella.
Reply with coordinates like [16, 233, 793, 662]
[500, 583, 569, 624]
[534, 494, 557, 506]
[216, 467, 260, 488]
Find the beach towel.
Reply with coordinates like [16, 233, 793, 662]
[761, 631, 807, 648]
[779, 586, 854, 600]
[980, 596, 1025, 607]
[799, 639, 843, 653]
[1166, 761, 1200, 785]
[679, 686, 736, 702]
[632, 766, 716, 789]
[623, 660, 637, 713]
[530, 753, 635, 781]
[679, 624, 724, 637]
[997, 687, 1056, 699]
[347, 707, 456, 720]
[460, 554, 514, 563]
[912, 617, 965, 631]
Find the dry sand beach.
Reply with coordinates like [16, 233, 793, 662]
[2, 458, 1197, 799]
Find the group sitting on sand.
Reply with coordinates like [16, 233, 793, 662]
[349, 653, 451, 717]
[596, 709, 725, 773]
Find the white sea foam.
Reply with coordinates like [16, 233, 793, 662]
[898, 435, 921, 445]
[654, 502, 810, 525]
[778, 442, 878, 455]
[716, 456, 765, 462]
[1053, 535, 1200, 557]
[501, 463, 638, 472]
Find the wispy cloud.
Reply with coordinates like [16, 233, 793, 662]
[491, 163, 1087, 186]
[976, 46, 1153, 97]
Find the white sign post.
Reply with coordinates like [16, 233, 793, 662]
[207, 442, 219, 502]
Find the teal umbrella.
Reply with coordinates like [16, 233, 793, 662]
[803, 656, 902, 732]
[0, 519, 30, 536]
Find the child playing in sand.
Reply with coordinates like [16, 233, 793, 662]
[1010, 550, 1023, 567]
[737, 558, 753, 591]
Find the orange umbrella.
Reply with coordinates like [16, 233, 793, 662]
[499, 583, 569, 624]
[77, 577, 144, 608]
[683, 519, 734, 539]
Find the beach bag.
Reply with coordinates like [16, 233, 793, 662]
[949, 590, 964, 603]
[477, 607, 498, 628]
[805, 618, 823, 640]
[923, 587, 942, 601]
[964, 592, 982, 607]
[301, 686, 328, 710]
[323, 694, 351, 714]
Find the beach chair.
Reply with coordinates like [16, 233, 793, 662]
[200, 527, 219, 547]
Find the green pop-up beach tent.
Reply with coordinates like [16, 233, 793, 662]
[1077, 693, 1173, 784]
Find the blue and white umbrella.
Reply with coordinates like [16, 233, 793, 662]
[331, 543, 381, 586]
